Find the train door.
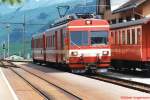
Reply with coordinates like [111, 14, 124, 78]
[55, 31, 58, 62]
[57, 29, 65, 63]
[43, 34, 46, 62]
[57, 29, 63, 63]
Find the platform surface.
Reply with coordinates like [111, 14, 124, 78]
[0, 67, 18, 100]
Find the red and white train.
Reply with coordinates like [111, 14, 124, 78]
[32, 15, 111, 73]
[110, 17, 150, 71]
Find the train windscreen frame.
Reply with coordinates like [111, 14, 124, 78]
[70, 31, 109, 46]
[70, 31, 88, 46]
[90, 31, 108, 46]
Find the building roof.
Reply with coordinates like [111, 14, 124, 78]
[110, 17, 150, 29]
[113, 0, 147, 13]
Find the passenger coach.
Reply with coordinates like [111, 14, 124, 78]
[32, 14, 111, 73]
[110, 17, 150, 71]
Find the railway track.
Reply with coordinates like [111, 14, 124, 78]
[88, 74, 150, 93]
[0, 60, 82, 100]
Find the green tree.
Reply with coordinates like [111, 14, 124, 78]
[1, 0, 22, 5]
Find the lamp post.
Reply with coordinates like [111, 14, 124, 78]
[6, 24, 10, 57]
[3, 42, 6, 59]
[23, 14, 26, 59]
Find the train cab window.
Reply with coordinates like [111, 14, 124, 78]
[70, 31, 88, 46]
[127, 30, 130, 45]
[131, 29, 135, 44]
[91, 31, 108, 46]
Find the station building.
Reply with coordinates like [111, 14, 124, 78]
[97, 0, 150, 24]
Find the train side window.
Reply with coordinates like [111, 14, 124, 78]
[38, 38, 40, 48]
[48, 36, 50, 47]
[39, 38, 41, 48]
[135, 28, 138, 45]
[51, 35, 53, 47]
[37, 39, 39, 48]
[39, 38, 40, 48]
[61, 29, 64, 48]
[127, 30, 130, 45]
[111, 32, 114, 44]
[63, 30, 66, 47]
[117, 31, 119, 44]
[52, 35, 55, 47]
[40, 38, 42, 48]
[137, 28, 141, 45]
[49, 36, 51, 47]
[34, 39, 36, 48]
[118, 30, 121, 44]
[41, 38, 43, 47]
[39, 38, 42, 48]
[115, 31, 117, 44]
[131, 29, 135, 44]
[122, 30, 125, 45]
[36, 39, 37, 48]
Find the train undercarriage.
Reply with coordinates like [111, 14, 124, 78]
[111, 60, 150, 72]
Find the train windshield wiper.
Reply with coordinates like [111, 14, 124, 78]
[71, 41, 81, 49]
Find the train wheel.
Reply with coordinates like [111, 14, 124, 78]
[33, 59, 36, 64]
[71, 69, 86, 74]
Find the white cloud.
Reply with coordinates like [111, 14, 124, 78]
[111, 0, 129, 11]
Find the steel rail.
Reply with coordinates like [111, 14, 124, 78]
[88, 74, 150, 93]
[0, 61, 50, 100]
[1, 60, 82, 100]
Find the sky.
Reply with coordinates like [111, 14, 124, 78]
[111, 0, 129, 11]
[0, 0, 129, 15]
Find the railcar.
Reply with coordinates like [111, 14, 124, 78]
[32, 14, 111, 73]
[110, 17, 150, 71]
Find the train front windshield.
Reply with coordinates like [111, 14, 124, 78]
[70, 31, 108, 46]
[91, 31, 108, 46]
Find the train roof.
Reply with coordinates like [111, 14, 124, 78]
[113, 0, 147, 14]
[110, 17, 150, 29]
[32, 32, 44, 39]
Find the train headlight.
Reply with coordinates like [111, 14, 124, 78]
[71, 51, 78, 56]
[102, 51, 109, 56]
[85, 20, 92, 25]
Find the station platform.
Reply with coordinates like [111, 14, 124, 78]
[0, 67, 18, 100]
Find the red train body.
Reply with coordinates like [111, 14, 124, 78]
[110, 17, 150, 71]
[32, 16, 111, 73]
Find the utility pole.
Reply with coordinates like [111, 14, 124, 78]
[3, 42, 6, 59]
[23, 14, 26, 59]
[6, 24, 10, 57]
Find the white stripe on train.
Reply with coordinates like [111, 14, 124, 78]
[33, 49, 111, 57]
